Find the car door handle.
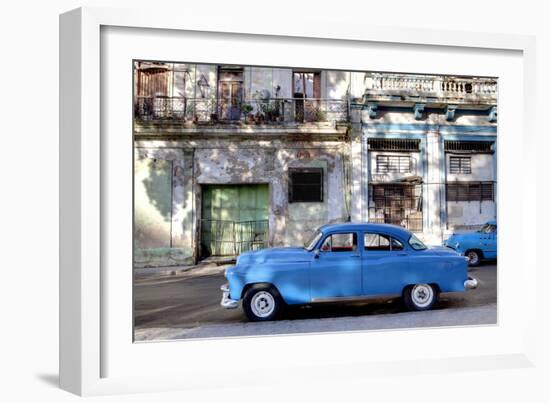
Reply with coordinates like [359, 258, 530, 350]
[350, 255, 360, 258]
[397, 252, 408, 256]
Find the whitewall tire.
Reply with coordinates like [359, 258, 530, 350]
[403, 283, 439, 311]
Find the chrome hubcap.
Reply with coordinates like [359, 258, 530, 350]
[411, 284, 434, 307]
[250, 291, 276, 318]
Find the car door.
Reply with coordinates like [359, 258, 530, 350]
[309, 231, 362, 300]
[361, 232, 410, 296]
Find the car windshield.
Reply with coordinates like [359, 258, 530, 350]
[408, 234, 427, 250]
[304, 230, 323, 251]
[478, 223, 496, 233]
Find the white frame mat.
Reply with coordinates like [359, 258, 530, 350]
[60, 6, 537, 396]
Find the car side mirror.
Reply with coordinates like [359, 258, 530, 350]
[313, 249, 320, 259]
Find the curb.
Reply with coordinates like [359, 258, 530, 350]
[134, 262, 232, 279]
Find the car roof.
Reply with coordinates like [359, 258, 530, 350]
[318, 222, 413, 239]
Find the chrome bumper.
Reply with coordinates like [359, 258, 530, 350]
[464, 277, 479, 290]
[220, 283, 239, 309]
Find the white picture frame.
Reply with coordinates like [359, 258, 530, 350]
[60, 6, 538, 396]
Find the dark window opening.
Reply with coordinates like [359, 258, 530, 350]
[376, 155, 411, 173]
[289, 168, 324, 203]
[368, 138, 421, 152]
[446, 181, 494, 202]
[449, 156, 472, 174]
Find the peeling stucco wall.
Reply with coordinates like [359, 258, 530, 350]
[193, 141, 349, 248]
[133, 134, 349, 267]
[133, 147, 194, 267]
[445, 152, 496, 229]
[360, 107, 497, 243]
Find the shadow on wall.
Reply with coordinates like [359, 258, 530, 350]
[142, 158, 173, 222]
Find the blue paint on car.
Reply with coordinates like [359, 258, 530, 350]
[444, 220, 497, 266]
[221, 223, 478, 321]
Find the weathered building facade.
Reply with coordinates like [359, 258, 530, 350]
[133, 62, 497, 267]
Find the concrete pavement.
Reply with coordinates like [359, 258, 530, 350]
[134, 263, 497, 341]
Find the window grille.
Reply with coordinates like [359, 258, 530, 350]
[445, 141, 493, 153]
[368, 184, 423, 232]
[446, 181, 494, 202]
[449, 156, 472, 174]
[376, 155, 411, 173]
[368, 138, 420, 151]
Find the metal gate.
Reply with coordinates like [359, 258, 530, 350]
[200, 219, 268, 257]
[368, 183, 423, 232]
[200, 184, 269, 258]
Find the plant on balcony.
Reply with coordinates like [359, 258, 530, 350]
[241, 103, 253, 115]
[240, 103, 254, 123]
[251, 89, 282, 123]
[312, 108, 327, 122]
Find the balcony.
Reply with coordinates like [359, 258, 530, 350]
[363, 73, 497, 106]
[134, 96, 350, 125]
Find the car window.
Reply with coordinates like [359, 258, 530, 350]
[479, 223, 496, 234]
[320, 233, 357, 252]
[305, 230, 323, 251]
[364, 233, 391, 251]
[391, 237, 404, 251]
[364, 233, 404, 251]
[408, 233, 427, 250]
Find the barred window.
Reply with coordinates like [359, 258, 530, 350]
[446, 182, 494, 202]
[376, 155, 411, 173]
[444, 141, 493, 153]
[449, 156, 472, 174]
[289, 168, 323, 203]
[368, 138, 420, 151]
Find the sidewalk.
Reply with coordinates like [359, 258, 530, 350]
[134, 261, 232, 280]
[134, 303, 497, 341]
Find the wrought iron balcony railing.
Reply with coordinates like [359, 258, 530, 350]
[134, 96, 350, 124]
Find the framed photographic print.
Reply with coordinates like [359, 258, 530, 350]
[60, 6, 537, 396]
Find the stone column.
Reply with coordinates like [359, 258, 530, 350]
[425, 130, 444, 243]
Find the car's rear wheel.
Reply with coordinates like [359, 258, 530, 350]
[403, 284, 439, 311]
[465, 250, 481, 267]
[242, 285, 282, 322]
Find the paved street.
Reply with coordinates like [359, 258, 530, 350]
[134, 263, 497, 341]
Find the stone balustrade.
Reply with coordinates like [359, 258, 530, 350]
[364, 73, 497, 104]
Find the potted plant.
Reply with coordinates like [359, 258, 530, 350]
[241, 104, 254, 123]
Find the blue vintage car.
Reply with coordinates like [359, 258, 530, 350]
[221, 222, 478, 321]
[444, 220, 497, 266]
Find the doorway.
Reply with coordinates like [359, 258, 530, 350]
[293, 71, 321, 122]
[218, 67, 243, 120]
[200, 184, 269, 258]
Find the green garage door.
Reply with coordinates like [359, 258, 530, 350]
[201, 184, 269, 257]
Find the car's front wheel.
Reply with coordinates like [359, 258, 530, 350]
[403, 284, 439, 311]
[242, 285, 282, 322]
